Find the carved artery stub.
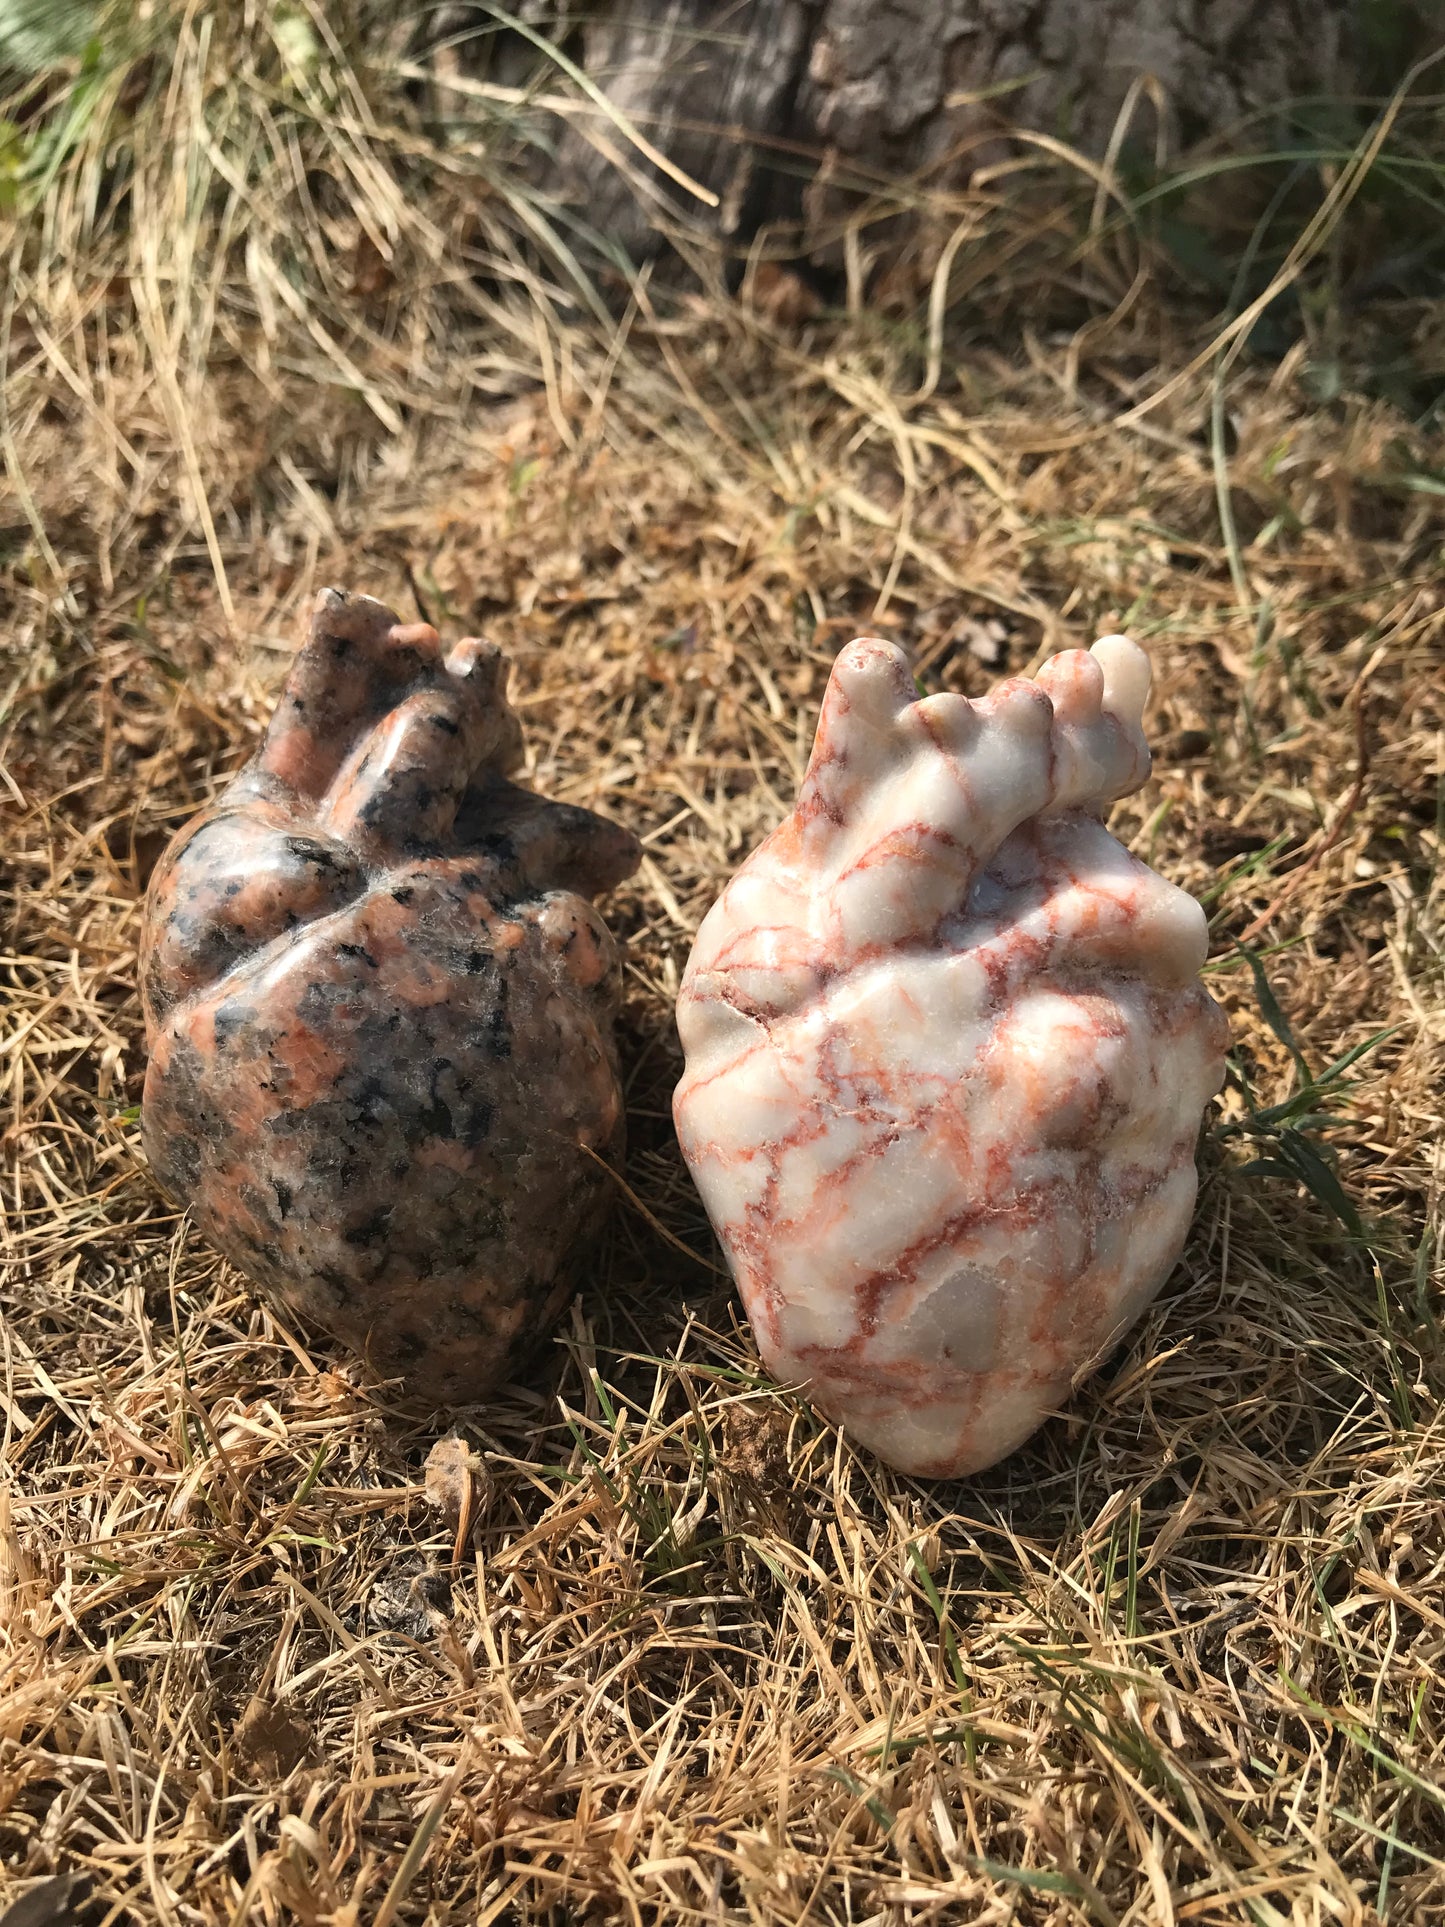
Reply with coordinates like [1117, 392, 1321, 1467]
[141, 589, 641, 1401]
[674, 635, 1228, 1478]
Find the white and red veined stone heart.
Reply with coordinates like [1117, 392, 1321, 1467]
[674, 635, 1228, 1477]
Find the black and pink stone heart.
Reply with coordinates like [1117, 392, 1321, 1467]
[140, 588, 639, 1401]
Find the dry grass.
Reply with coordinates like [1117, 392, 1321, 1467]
[2, 8, 1444, 1924]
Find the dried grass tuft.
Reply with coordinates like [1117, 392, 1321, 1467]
[1, 7, 1443, 1923]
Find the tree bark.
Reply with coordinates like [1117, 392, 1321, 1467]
[431, 2, 1403, 269]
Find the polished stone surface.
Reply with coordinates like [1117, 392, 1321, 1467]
[674, 635, 1228, 1477]
[142, 589, 640, 1400]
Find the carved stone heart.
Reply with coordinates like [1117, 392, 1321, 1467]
[141, 589, 639, 1400]
[674, 636, 1227, 1477]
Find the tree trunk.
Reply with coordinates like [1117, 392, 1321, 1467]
[433, 2, 1407, 270]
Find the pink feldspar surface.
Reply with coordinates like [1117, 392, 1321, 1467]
[674, 635, 1228, 1478]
